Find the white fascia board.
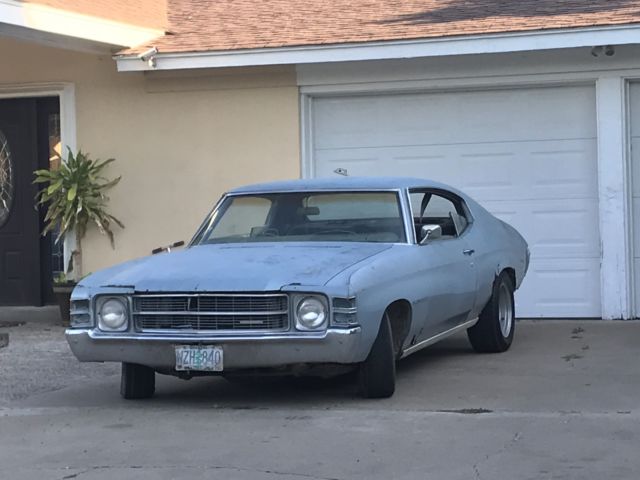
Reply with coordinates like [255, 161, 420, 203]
[0, 0, 163, 48]
[116, 24, 640, 72]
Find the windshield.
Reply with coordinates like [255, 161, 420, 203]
[193, 191, 407, 244]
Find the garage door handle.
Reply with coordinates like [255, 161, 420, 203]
[463, 249, 475, 256]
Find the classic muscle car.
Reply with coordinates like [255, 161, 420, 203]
[66, 177, 529, 399]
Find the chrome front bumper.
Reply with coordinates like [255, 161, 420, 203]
[65, 327, 364, 370]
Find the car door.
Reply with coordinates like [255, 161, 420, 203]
[408, 189, 477, 340]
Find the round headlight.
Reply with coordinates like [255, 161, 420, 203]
[99, 298, 127, 330]
[296, 297, 327, 330]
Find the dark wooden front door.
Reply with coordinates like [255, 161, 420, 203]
[0, 98, 42, 305]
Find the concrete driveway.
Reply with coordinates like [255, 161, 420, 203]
[0, 313, 638, 480]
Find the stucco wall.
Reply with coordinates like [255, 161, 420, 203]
[0, 38, 300, 275]
[22, 0, 167, 29]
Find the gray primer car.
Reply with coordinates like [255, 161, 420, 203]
[66, 177, 529, 399]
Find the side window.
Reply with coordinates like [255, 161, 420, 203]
[409, 190, 470, 240]
[423, 195, 457, 218]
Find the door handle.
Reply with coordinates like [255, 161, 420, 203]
[463, 249, 475, 256]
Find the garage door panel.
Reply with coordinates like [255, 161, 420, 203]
[317, 141, 597, 201]
[312, 85, 600, 318]
[460, 145, 596, 201]
[314, 86, 597, 150]
[529, 207, 598, 257]
[528, 143, 598, 198]
[516, 258, 601, 318]
[456, 152, 517, 196]
[480, 199, 600, 259]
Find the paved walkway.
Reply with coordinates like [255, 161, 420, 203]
[0, 305, 61, 326]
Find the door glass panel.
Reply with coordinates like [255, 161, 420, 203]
[0, 130, 14, 228]
[409, 191, 469, 239]
[47, 113, 64, 277]
[48, 113, 61, 169]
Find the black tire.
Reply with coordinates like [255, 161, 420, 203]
[358, 313, 396, 398]
[120, 363, 155, 399]
[467, 271, 515, 353]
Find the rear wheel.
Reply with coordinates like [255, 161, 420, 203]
[467, 271, 515, 353]
[358, 313, 396, 398]
[120, 363, 155, 399]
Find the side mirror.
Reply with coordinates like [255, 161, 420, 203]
[419, 225, 442, 245]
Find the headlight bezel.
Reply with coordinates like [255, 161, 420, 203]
[292, 294, 329, 331]
[96, 296, 129, 332]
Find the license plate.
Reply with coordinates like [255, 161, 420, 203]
[175, 346, 223, 371]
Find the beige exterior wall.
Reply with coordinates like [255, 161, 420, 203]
[0, 37, 300, 275]
[23, 0, 167, 30]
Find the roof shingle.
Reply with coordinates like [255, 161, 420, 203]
[123, 0, 640, 55]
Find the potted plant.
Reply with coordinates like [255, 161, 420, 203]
[34, 149, 124, 324]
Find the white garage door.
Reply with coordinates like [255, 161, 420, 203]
[311, 85, 600, 318]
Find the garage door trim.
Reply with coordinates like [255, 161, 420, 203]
[301, 82, 620, 318]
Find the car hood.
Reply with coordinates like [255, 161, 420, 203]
[80, 242, 394, 292]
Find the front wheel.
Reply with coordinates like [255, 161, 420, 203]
[120, 363, 155, 399]
[358, 313, 396, 398]
[467, 271, 515, 353]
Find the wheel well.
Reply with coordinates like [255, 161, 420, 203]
[502, 267, 516, 287]
[386, 300, 412, 358]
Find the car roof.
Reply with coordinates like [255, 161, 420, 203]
[229, 176, 459, 194]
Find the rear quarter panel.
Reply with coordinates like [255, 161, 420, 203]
[464, 199, 528, 319]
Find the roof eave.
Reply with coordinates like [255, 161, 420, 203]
[0, 0, 164, 52]
[115, 24, 640, 72]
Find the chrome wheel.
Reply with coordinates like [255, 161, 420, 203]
[498, 283, 513, 337]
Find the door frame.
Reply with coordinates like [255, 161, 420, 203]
[0, 82, 77, 284]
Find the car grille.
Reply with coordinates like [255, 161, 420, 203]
[132, 294, 289, 333]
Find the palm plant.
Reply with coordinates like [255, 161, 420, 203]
[34, 149, 124, 281]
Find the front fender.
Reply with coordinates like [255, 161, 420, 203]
[329, 245, 421, 357]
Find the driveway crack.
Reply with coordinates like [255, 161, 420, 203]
[471, 430, 523, 479]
